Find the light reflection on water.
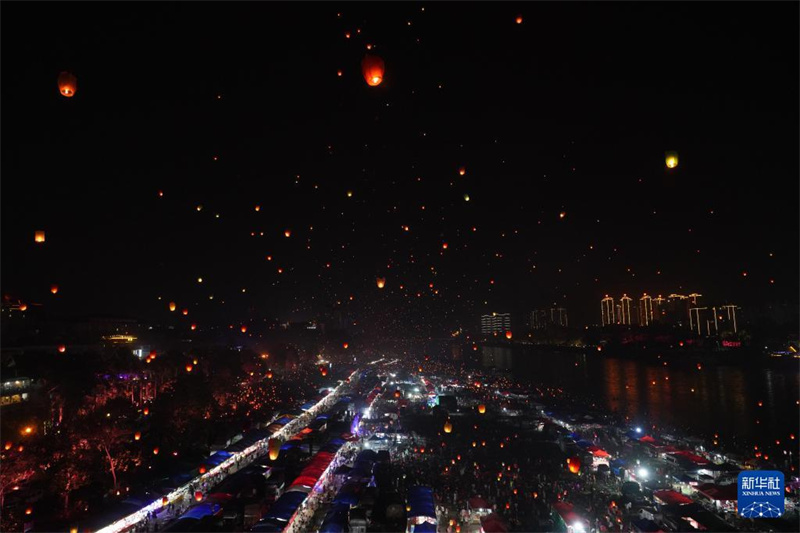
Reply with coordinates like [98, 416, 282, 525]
[479, 345, 799, 445]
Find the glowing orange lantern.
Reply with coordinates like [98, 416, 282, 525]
[361, 54, 385, 86]
[443, 420, 453, 434]
[58, 71, 77, 97]
[505, 331, 513, 340]
[267, 371, 273, 379]
[516, 16, 523, 24]
[343, 343, 349, 349]
[51, 285, 59, 294]
[169, 302, 176, 312]
[567, 456, 581, 474]
[134, 431, 141, 441]
[162, 497, 169, 506]
[241, 325, 247, 333]
[185, 364, 193, 373]
[143, 407, 149, 416]
[478, 404, 486, 414]
[394, 389, 402, 399]
[458, 167, 466, 176]
[194, 491, 203, 502]
[182, 309, 188, 316]
[153, 447, 159, 455]
[376, 277, 386, 289]
[34, 231, 45, 243]
[198, 465, 207, 474]
[58, 345, 66, 353]
[268, 438, 281, 460]
[191, 323, 196, 330]
[284, 229, 291, 238]
[19, 304, 27, 311]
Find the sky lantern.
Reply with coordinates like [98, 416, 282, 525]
[191, 323, 197, 331]
[185, 364, 193, 372]
[505, 330, 513, 340]
[268, 438, 281, 460]
[153, 447, 159, 455]
[182, 309, 188, 316]
[394, 389, 402, 398]
[665, 151, 679, 169]
[241, 325, 247, 333]
[266, 371, 273, 379]
[50, 284, 59, 294]
[19, 304, 28, 311]
[443, 420, 453, 434]
[343, 342, 349, 349]
[376, 277, 386, 289]
[567, 456, 581, 474]
[58, 71, 77, 97]
[143, 407, 149, 416]
[516, 15, 523, 24]
[463, 193, 470, 202]
[34, 231, 45, 243]
[169, 302, 176, 312]
[458, 167, 466, 176]
[58, 344, 66, 353]
[198, 465, 207, 474]
[134, 431, 141, 441]
[161, 497, 169, 506]
[194, 491, 203, 502]
[478, 404, 486, 414]
[361, 54, 385, 86]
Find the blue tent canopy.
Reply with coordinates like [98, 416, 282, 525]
[251, 519, 285, 532]
[414, 523, 437, 533]
[276, 416, 294, 425]
[262, 491, 307, 522]
[300, 402, 316, 411]
[319, 503, 349, 533]
[407, 486, 436, 519]
[182, 503, 221, 520]
[206, 450, 232, 466]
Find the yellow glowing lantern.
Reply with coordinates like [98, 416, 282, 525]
[58, 71, 77, 97]
[134, 431, 141, 441]
[185, 364, 193, 373]
[478, 404, 486, 414]
[516, 16, 523, 24]
[143, 407, 149, 416]
[343, 343, 349, 349]
[161, 497, 169, 506]
[443, 420, 453, 434]
[169, 302, 176, 312]
[19, 304, 28, 311]
[153, 447, 159, 455]
[268, 438, 281, 460]
[665, 151, 679, 169]
[241, 325, 247, 333]
[34, 231, 45, 243]
[458, 167, 466, 176]
[463, 194, 470, 202]
[284, 229, 291, 238]
[505, 331, 513, 340]
[376, 277, 386, 289]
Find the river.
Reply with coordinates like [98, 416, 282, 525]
[477, 345, 799, 453]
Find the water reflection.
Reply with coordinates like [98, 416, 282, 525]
[479, 345, 799, 444]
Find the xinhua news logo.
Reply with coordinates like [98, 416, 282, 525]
[738, 470, 784, 518]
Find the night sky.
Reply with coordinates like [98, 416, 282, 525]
[2, 2, 798, 335]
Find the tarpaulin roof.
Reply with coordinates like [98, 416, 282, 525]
[480, 513, 508, 533]
[290, 475, 320, 489]
[206, 451, 233, 466]
[413, 523, 437, 533]
[407, 486, 436, 519]
[653, 490, 693, 506]
[262, 490, 307, 522]
[319, 503, 349, 533]
[300, 402, 316, 411]
[181, 503, 221, 520]
[468, 497, 490, 510]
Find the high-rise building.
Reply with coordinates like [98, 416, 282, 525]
[639, 294, 653, 326]
[601, 295, 615, 326]
[530, 308, 568, 329]
[652, 295, 666, 323]
[481, 312, 511, 335]
[666, 294, 691, 327]
[619, 295, 633, 325]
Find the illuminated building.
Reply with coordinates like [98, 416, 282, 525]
[666, 294, 691, 327]
[719, 304, 740, 334]
[481, 312, 511, 335]
[652, 295, 666, 323]
[619, 295, 633, 325]
[639, 294, 653, 326]
[601, 296, 615, 326]
[529, 308, 568, 329]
